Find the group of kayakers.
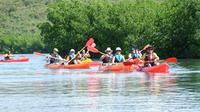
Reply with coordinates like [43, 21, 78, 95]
[47, 44, 159, 67]
[100, 45, 159, 67]
[47, 48, 90, 65]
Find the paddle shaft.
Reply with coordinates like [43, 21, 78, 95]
[67, 46, 86, 63]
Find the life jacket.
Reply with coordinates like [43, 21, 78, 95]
[144, 53, 155, 61]
[102, 54, 113, 63]
[114, 54, 123, 63]
[131, 53, 140, 59]
[49, 53, 59, 64]
[69, 53, 75, 60]
[4, 54, 11, 60]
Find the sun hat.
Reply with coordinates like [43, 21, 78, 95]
[70, 49, 75, 52]
[105, 47, 113, 52]
[116, 47, 122, 51]
[53, 48, 59, 52]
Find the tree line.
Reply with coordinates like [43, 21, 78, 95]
[39, 0, 200, 58]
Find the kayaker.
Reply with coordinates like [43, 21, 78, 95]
[141, 45, 159, 67]
[100, 47, 113, 64]
[4, 51, 13, 60]
[128, 48, 142, 60]
[66, 49, 82, 64]
[80, 50, 90, 61]
[112, 47, 125, 63]
[48, 48, 63, 64]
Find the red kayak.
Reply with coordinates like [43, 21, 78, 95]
[139, 63, 169, 73]
[45, 63, 90, 69]
[0, 57, 29, 62]
[99, 63, 135, 72]
[87, 61, 101, 67]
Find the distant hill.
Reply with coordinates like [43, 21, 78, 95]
[0, 0, 56, 36]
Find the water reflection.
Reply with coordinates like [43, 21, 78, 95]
[0, 55, 200, 112]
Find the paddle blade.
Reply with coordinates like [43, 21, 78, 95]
[141, 44, 150, 51]
[33, 52, 45, 56]
[87, 46, 100, 53]
[85, 38, 94, 47]
[165, 57, 177, 63]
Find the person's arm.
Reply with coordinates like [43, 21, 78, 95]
[128, 53, 132, 60]
[112, 56, 115, 64]
[100, 55, 105, 61]
[140, 53, 146, 60]
[153, 53, 159, 61]
[122, 55, 126, 62]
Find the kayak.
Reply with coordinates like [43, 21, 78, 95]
[0, 57, 29, 62]
[82, 59, 101, 67]
[139, 63, 169, 73]
[99, 63, 135, 72]
[45, 63, 90, 69]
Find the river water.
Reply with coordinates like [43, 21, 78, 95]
[0, 54, 200, 112]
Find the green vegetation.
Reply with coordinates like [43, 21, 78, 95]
[40, 0, 200, 58]
[0, 0, 56, 53]
[0, 34, 44, 53]
[1, 0, 200, 58]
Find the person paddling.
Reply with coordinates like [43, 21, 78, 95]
[4, 51, 13, 60]
[47, 48, 63, 64]
[100, 47, 113, 64]
[112, 47, 125, 63]
[80, 50, 90, 61]
[66, 49, 82, 64]
[128, 48, 142, 60]
[141, 45, 159, 67]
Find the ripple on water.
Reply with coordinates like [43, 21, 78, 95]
[0, 55, 200, 112]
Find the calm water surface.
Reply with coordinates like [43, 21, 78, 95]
[0, 54, 200, 112]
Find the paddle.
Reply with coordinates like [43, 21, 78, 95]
[67, 38, 94, 63]
[123, 57, 177, 66]
[140, 44, 150, 52]
[33, 52, 67, 63]
[87, 46, 105, 55]
[33, 52, 45, 56]
[160, 57, 177, 63]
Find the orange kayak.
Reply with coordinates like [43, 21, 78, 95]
[140, 63, 169, 73]
[0, 57, 29, 62]
[45, 63, 90, 69]
[99, 63, 135, 72]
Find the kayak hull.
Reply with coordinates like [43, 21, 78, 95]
[0, 57, 29, 62]
[45, 63, 90, 69]
[140, 63, 169, 73]
[99, 63, 135, 72]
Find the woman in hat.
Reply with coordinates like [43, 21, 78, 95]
[141, 45, 159, 67]
[112, 47, 125, 63]
[66, 49, 82, 64]
[48, 48, 63, 64]
[100, 47, 113, 64]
